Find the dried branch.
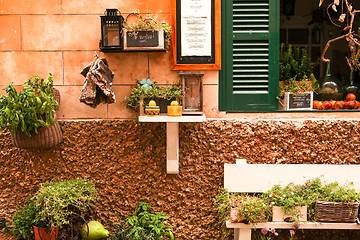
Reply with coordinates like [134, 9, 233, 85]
[321, 33, 350, 62]
[320, 0, 359, 65]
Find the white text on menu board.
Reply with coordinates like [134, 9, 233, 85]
[181, 0, 212, 56]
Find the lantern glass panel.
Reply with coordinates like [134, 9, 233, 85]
[184, 77, 201, 110]
[103, 24, 120, 46]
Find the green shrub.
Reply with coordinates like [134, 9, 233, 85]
[33, 178, 97, 228]
[11, 199, 37, 240]
[110, 202, 174, 240]
[11, 178, 97, 240]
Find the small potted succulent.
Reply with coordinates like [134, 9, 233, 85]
[11, 178, 97, 240]
[126, 78, 183, 115]
[122, 13, 172, 51]
[0, 73, 62, 148]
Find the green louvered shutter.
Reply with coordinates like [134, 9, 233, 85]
[220, 0, 279, 112]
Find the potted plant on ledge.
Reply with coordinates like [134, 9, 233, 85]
[278, 77, 318, 111]
[0, 73, 62, 149]
[278, 44, 319, 110]
[214, 189, 271, 224]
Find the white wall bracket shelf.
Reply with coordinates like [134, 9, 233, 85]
[138, 115, 206, 174]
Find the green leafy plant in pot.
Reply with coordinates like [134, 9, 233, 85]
[0, 73, 62, 148]
[11, 178, 98, 240]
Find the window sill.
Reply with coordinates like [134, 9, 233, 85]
[221, 111, 360, 120]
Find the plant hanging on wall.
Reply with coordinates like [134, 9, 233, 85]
[0, 74, 58, 136]
[123, 13, 172, 50]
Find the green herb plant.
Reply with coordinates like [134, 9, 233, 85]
[33, 178, 97, 228]
[278, 44, 320, 99]
[0, 73, 58, 136]
[110, 202, 174, 240]
[214, 189, 271, 224]
[11, 199, 37, 240]
[126, 79, 183, 112]
[214, 188, 234, 223]
[233, 194, 272, 223]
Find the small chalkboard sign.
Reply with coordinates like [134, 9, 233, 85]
[123, 29, 165, 51]
[278, 92, 314, 111]
[289, 93, 312, 109]
[127, 31, 159, 47]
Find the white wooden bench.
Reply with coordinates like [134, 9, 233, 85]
[224, 159, 360, 240]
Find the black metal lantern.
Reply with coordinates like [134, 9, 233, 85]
[179, 72, 204, 115]
[99, 9, 124, 52]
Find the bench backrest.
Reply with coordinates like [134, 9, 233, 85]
[224, 159, 360, 193]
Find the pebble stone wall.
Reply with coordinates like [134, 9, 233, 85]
[1, 119, 360, 239]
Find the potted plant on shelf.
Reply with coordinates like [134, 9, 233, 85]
[123, 13, 172, 51]
[214, 188, 271, 224]
[232, 194, 272, 224]
[264, 183, 307, 222]
[11, 178, 98, 240]
[278, 44, 319, 110]
[126, 78, 183, 115]
[313, 180, 360, 223]
[0, 73, 62, 149]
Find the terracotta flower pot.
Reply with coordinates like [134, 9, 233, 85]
[34, 225, 59, 240]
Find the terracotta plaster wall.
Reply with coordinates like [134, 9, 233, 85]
[0, 0, 220, 120]
[1, 119, 360, 239]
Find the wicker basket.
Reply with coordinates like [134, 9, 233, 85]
[315, 200, 359, 223]
[11, 120, 63, 149]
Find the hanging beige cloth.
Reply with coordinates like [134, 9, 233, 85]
[79, 53, 115, 108]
